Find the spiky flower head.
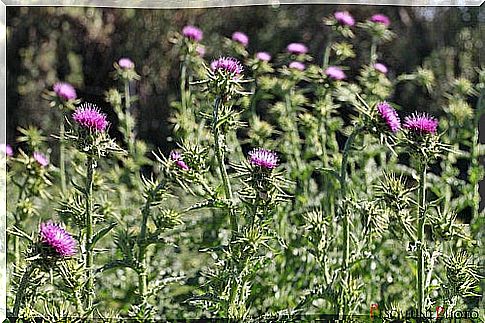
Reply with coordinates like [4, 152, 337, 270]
[1, 144, 13, 157]
[232, 31, 249, 47]
[182, 25, 203, 42]
[118, 58, 135, 69]
[334, 11, 355, 26]
[248, 148, 279, 169]
[404, 112, 438, 135]
[210, 56, 244, 75]
[33, 151, 49, 167]
[289, 61, 305, 71]
[370, 14, 391, 27]
[169, 150, 189, 171]
[374, 63, 388, 74]
[53, 82, 77, 101]
[72, 103, 109, 132]
[39, 222, 77, 257]
[286, 43, 308, 55]
[377, 102, 400, 133]
[256, 52, 271, 62]
[325, 66, 346, 80]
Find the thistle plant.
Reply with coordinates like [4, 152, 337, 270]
[11, 221, 79, 318]
[65, 103, 122, 315]
[7, 128, 52, 268]
[6, 8, 484, 321]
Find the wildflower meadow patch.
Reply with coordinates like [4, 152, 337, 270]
[4, 4, 484, 322]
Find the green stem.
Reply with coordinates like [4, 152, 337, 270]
[370, 37, 378, 65]
[137, 181, 165, 303]
[13, 177, 29, 267]
[60, 114, 66, 193]
[124, 79, 134, 154]
[471, 92, 484, 221]
[212, 97, 236, 236]
[323, 32, 333, 68]
[84, 155, 95, 312]
[338, 126, 361, 315]
[417, 164, 427, 316]
[13, 264, 36, 317]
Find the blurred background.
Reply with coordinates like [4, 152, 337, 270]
[5, 5, 484, 203]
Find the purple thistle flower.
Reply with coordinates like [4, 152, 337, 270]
[286, 43, 308, 55]
[210, 57, 244, 75]
[334, 11, 355, 26]
[404, 113, 438, 135]
[72, 103, 109, 132]
[118, 58, 135, 69]
[196, 45, 206, 57]
[256, 52, 271, 62]
[374, 63, 388, 74]
[1, 144, 13, 157]
[169, 150, 189, 171]
[370, 14, 391, 27]
[248, 148, 279, 169]
[182, 25, 203, 42]
[53, 82, 77, 101]
[325, 66, 346, 80]
[289, 61, 305, 71]
[377, 102, 400, 133]
[33, 152, 49, 167]
[39, 222, 77, 257]
[232, 31, 249, 47]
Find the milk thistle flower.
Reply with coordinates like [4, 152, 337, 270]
[286, 43, 308, 55]
[232, 31, 249, 47]
[72, 104, 109, 132]
[118, 58, 135, 70]
[1, 144, 13, 157]
[53, 82, 77, 101]
[39, 222, 77, 257]
[370, 14, 391, 27]
[248, 148, 279, 169]
[325, 66, 346, 80]
[374, 63, 388, 74]
[210, 57, 244, 75]
[334, 11, 355, 26]
[377, 102, 400, 133]
[170, 150, 189, 171]
[404, 113, 438, 135]
[182, 25, 203, 42]
[33, 152, 49, 167]
[256, 52, 271, 62]
[289, 61, 305, 71]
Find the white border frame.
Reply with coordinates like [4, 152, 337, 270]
[0, 1, 483, 322]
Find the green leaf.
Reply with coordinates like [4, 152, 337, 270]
[89, 222, 117, 250]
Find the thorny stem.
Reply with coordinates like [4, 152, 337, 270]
[84, 155, 95, 313]
[417, 164, 427, 316]
[13, 263, 36, 317]
[212, 97, 236, 237]
[60, 113, 66, 193]
[338, 125, 362, 316]
[323, 32, 333, 68]
[370, 37, 378, 65]
[471, 91, 484, 221]
[13, 177, 28, 268]
[137, 181, 166, 303]
[124, 79, 135, 154]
